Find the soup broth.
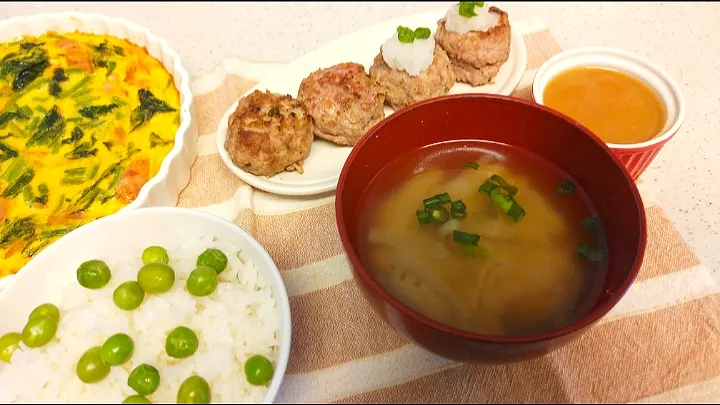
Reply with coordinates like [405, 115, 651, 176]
[356, 140, 608, 337]
[543, 66, 666, 145]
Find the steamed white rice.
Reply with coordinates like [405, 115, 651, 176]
[0, 236, 280, 403]
[381, 32, 436, 77]
[445, 3, 500, 34]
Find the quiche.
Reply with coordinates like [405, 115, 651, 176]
[0, 32, 181, 277]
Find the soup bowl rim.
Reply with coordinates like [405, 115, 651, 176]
[335, 92, 647, 345]
[531, 46, 686, 151]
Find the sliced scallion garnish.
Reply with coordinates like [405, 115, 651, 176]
[428, 205, 450, 224]
[397, 26, 415, 43]
[578, 243, 606, 262]
[453, 230, 480, 246]
[458, 1, 485, 18]
[414, 27, 431, 39]
[463, 161, 479, 170]
[416, 209, 430, 225]
[451, 200, 467, 219]
[490, 174, 518, 197]
[557, 179, 575, 196]
[581, 216, 600, 233]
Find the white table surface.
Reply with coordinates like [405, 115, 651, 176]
[3, 1, 719, 280]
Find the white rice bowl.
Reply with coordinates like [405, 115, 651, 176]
[381, 32, 436, 77]
[0, 236, 280, 404]
[445, 3, 500, 34]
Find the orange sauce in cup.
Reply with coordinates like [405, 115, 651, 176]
[543, 66, 666, 144]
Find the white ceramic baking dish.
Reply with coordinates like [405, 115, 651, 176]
[0, 12, 198, 290]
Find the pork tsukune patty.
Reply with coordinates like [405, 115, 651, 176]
[436, 5, 512, 86]
[225, 90, 313, 177]
[369, 39, 455, 111]
[297, 62, 385, 146]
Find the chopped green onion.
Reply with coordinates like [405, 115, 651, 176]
[453, 230, 480, 246]
[478, 180, 499, 196]
[2, 168, 34, 198]
[463, 161, 479, 170]
[423, 192, 451, 209]
[436, 192, 451, 205]
[489, 174, 518, 197]
[557, 179, 575, 196]
[397, 26, 415, 43]
[507, 201, 526, 222]
[458, 1, 485, 18]
[578, 243, 606, 262]
[416, 209, 430, 225]
[489, 188, 515, 213]
[461, 244, 476, 257]
[413, 27, 431, 39]
[581, 216, 600, 233]
[450, 200, 467, 219]
[428, 205, 450, 224]
[22, 185, 34, 207]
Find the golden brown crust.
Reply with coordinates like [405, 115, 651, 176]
[225, 90, 313, 177]
[369, 45, 455, 111]
[435, 6, 511, 85]
[297, 62, 385, 146]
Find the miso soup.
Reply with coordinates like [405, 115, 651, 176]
[356, 140, 608, 337]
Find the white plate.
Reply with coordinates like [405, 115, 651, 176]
[217, 8, 528, 196]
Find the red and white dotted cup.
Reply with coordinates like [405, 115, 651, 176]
[532, 47, 686, 180]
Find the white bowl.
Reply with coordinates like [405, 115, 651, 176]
[531, 46, 685, 151]
[0, 207, 291, 404]
[0, 12, 198, 290]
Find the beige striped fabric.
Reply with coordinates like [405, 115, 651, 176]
[178, 25, 720, 404]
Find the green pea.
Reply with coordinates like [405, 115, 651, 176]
[28, 303, 60, 322]
[128, 363, 160, 396]
[142, 246, 169, 265]
[0, 332, 22, 363]
[123, 396, 151, 404]
[177, 375, 211, 404]
[196, 248, 228, 275]
[244, 354, 274, 386]
[100, 333, 134, 366]
[21, 315, 57, 348]
[77, 259, 112, 289]
[113, 281, 145, 311]
[186, 266, 218, 297]
[137, 262, 175, 294]
[165, 326, 198, 359]
[76, 346, 111, 384]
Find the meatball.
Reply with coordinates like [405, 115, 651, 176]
[435, 6, 511, 86]
[297, 62, 385, 146]
[224, 90, 313, 177]
[369, 45, 455, 111]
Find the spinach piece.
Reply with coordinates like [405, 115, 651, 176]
[0, 140, 18, 162]
[26, 105, 65, 147]
[52, 68, 68, 82]
[149, 132, 172, 148]
[64, 141, 98, 160]
[20, 42, 43, 50]
[49, 80, 62, 97]
[0, 47, 50, 91]
[0, 107, 30, 129]
[34, 183, 49, 205]
[0, 217, 36, 249]
[78, 103, 119, 119]
[2, 167, 34, 198]
[130, 89, 176, 132]
[62, 127, 84, 145]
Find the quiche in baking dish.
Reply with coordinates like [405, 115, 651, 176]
[0, 32, 181, 277]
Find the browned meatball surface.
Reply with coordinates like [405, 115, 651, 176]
[435, 6, 511, 86]
[297, 62, 385, 146]
[224, 90, 313, 177]
[369, 45, 455, 111]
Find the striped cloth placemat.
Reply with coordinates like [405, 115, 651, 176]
[179, 21, 720, 404]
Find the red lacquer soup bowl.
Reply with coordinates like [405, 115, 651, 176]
[335, 94, 647, 364]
